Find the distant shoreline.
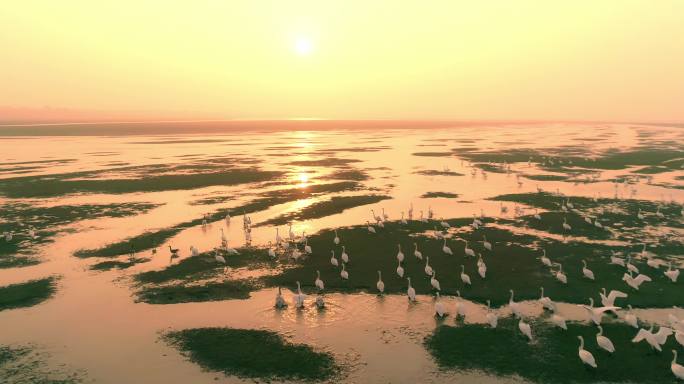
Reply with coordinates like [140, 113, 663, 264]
[0, 119, 680, 136]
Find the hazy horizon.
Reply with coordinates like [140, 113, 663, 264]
[2, 1, 684, 123]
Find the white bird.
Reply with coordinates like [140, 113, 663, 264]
[486, 300, 498, 328]
[509, 289, 522, 318]
[424, 257, 433, 277]
[440, 218, 450, 229]
[396, 244, 405, 262]
[441, 238, 453, 255]
[275, 287, 287, 308]
[454, 290, 467, 319]
[482, 235, 492, 251]
[581, 298, 620, 325]
[562, 217, 572, 232]
[596, 326, 615, 353]
[371, 209, 382, 222]
[672, 350, 684, 380]
[534, 209, 542, 221]
[214, 250, 226, 264]
[637, 208, 644, 220]
[430, 271, 441, 291]
[477, 255, 487, 279]
[333, 229, 340, 244]
[622, 271, 652, 290]
[464, 241, 475, 257]
[434, 292, 447, 318]
[632, 325, 663, 351]
[518, 317, 533, 341]
[581, 260, 595, 280]
[268, 242, 276, 258]
[577, 336, 597, 368]
[315, 270, 324, 290]
[665, 261, 680, 282]
[539, 287, 556, 311]
[382, 207, 389, 221]
[624, 305, 639, 328]
[460, 265, 471, 285]
[540, 249, 552, 267]
[220, 228, 227, 243]
[304, 238, 312, 254]
[225, 212, 231, 223]
[406, 277, 416, 302]
[294, 281, 305, 308]
[626, 256, 640, 274]
[656, 206, 664, 218]
[288, 223, 295, 241]
[376, 271, 385, 294]
[275, 228, 283, 245]
[413, 243, 423, 260]
[340, 264, 349, 280]
[646, 257, 661, 269]
[400, 212, 407, 225]
[396, 260, 405, 278]
[554, 263, 567, 284]
[600, 288, 628, 308]
[341, 246, 349, 264]
[330, 250, 339, 267]
[551, 314, 567, 330]
[366, 221, 376, 233]
[190, 246, 199, 257]
[610, 253, 625, 267]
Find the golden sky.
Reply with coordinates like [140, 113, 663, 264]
[1, 1, 683, 122]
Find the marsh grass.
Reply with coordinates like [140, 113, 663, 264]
[164, 328, 338, 380]
[425, 319, 678, 383]
[0, 277, 56, 311]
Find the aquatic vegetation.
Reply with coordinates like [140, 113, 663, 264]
[412, 152, 454, 157]
[164, 328, 338, 380]
[414, 169, 464, 176]
[90, 257, 150, 271]
[136, 280, 257, 303]
[0, 277, 56, 311]
[0, 345, 83, 383]
[0, 165, 281, 198]
[425, 319, 677, 383]
[258, 195, 391, 226]
[78, 182, 364, 258]
[421, 192, 460, 198]
[288, 157, 361, 167]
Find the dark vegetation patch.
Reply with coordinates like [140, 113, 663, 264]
[0, 344, 83, 383]
[0, 163, 281, 198]
[0, 277, 56, 311]
[137, 280, 257, 303]
[288, 158, 361, 167]
[411, 152, 454, 157]
[425, 319, 678, 383]
[313, 146, 390, 154]
[90, 258, 150, 271]
[320, 169, 369, 181]
[0, 202, 160, 265]
[78, 182, 363, 258]
[523, 174, 569, 181]
[421, 192, 459, 198]
[258, 195, 391, 226]
[164, 328, 338, 381]
[414, 170, 464, 176]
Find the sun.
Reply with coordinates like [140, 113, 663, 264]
[294, 37, 313, 56]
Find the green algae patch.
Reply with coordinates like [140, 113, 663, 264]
[164, 328, 338, 381]
[0, 344, 83, 383]
[258, 195, 391, 226]
[425, 319, 678, 383]
[0, 277, 56, 311]
[412, 152, 454, 157]
[421, 192, 460, 198]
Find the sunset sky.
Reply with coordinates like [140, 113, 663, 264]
[1, 1, 683, 122]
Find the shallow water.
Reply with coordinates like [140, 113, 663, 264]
[0, 122, 683, 383]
